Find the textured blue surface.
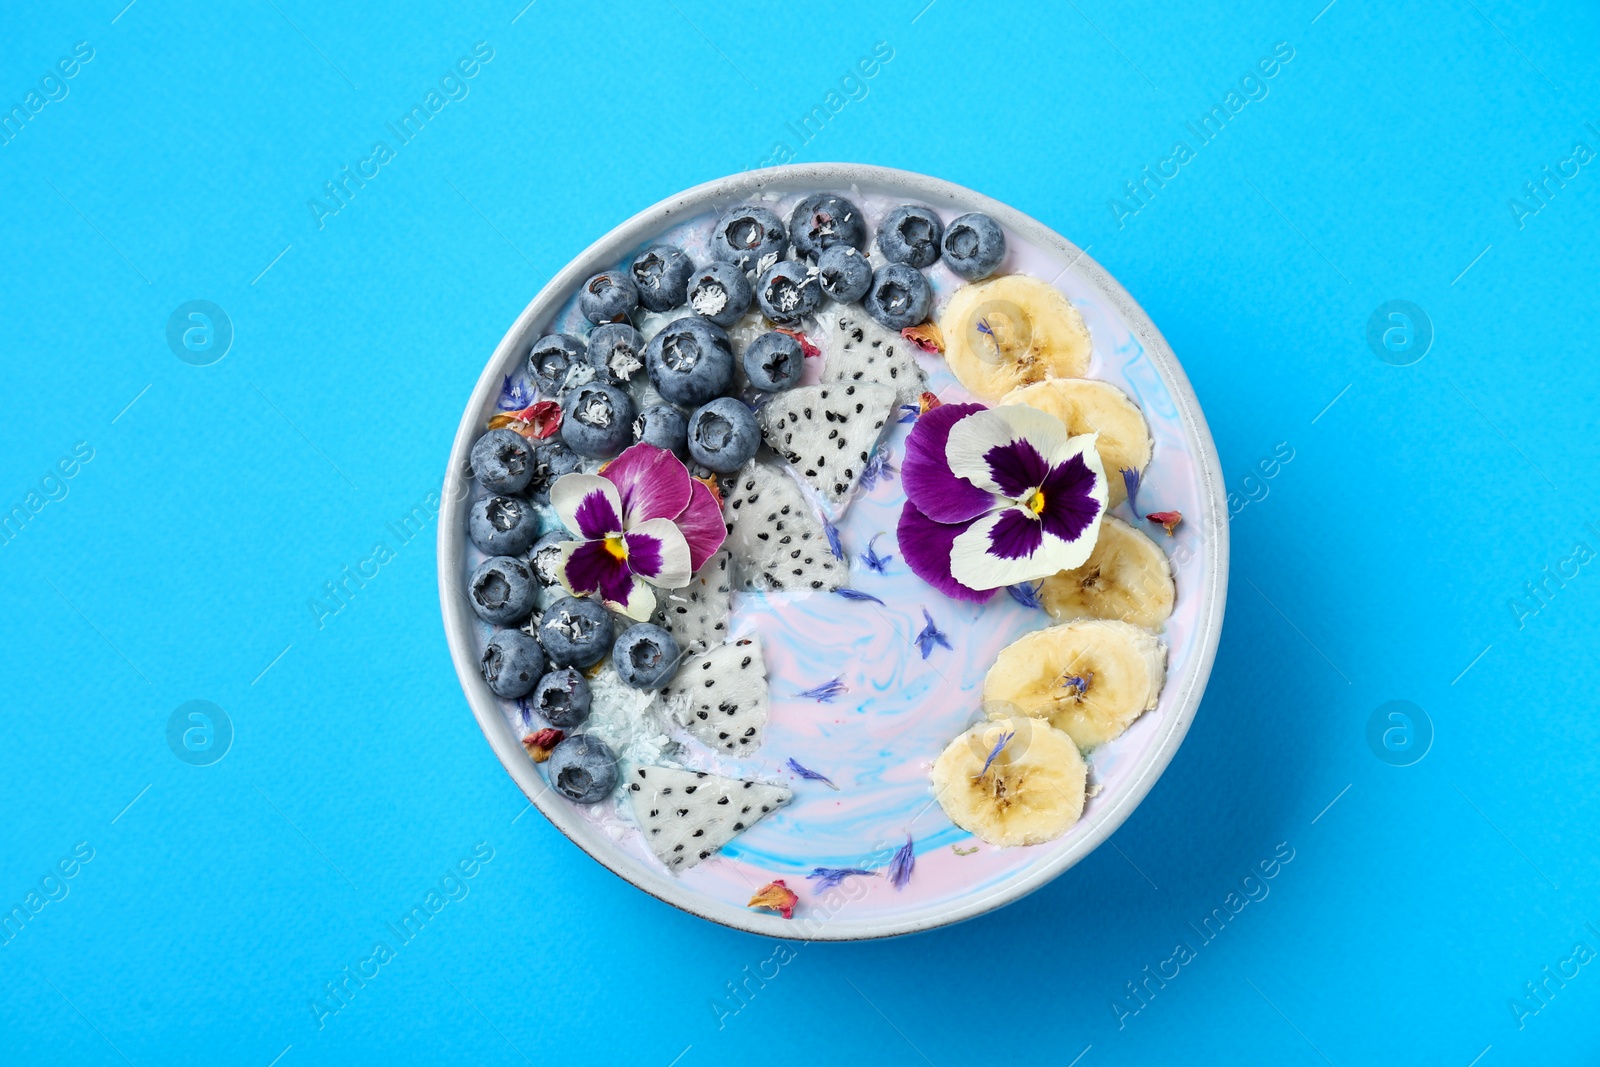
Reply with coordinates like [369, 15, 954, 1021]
[2, 2, 1597, 1064]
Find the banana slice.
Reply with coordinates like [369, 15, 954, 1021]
[1002, 379, 1151, 505]
[1038, 515, 1174, 629]
[939, 275, 1091, 401]
[984, 620, 1166, 749]
[930, 716, 1087, 847]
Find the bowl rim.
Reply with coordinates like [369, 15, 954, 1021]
[437, 163, 1229, 941]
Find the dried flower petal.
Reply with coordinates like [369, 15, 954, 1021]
[514, 400, 563, 439]
[1147, 510, 1182, 536]
[696, 473, 723, 508]
[835, 588, 885, 605]
[1006, 581, 1044, 609]
[859, 445, 895, 491]
[521, 728, 564, 763]
[1061, 673, 1093, 698]
[973, 730, 1015, 781]
[797, 677, 847, 703]
[1121, 468, 1141, 519]
[918, 391, 943, 414]
[897, 404, 920, 425]
[748, 879, 798, 919]
[773, 326, 820, 358]
[952, 845, 978, 856]
[823, 520, 844, 559]
[901, 322, 944, 353]
[861, 534, 893, 574]
[807, 867, 874, 891]
[887, 834, 915, 890]
[785, 758, 840, 790]
[914, 608, 952, 660]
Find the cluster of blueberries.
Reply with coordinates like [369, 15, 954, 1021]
[531, 194, 1007, 478]
[458, 194, 1008, 806]
[462, 430, 679, 804]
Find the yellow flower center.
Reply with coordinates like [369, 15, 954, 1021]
[603, 536, 628, 561]
[1025, 488, 1047, 516]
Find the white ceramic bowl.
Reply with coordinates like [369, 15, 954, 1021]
[438, 164, 1228, 940]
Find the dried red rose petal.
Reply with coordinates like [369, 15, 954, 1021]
[747, 879, 797, 919]
[918, 391, 943, 415]
[773, 327, 820, 359]
[901, 322, 944, 354]
[696, 473, 723, 508]
[522, 728, 564, 762]
[1147, 511, 1182, 536]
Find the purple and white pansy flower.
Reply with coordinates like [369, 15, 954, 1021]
[898, 402, 1108, 603]
[550, 443, 726, 620]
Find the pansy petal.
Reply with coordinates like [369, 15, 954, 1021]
[674, 478, 727, 572]
[602, 443, 693, 526]
[949, 502, 1101, 589]
[946, 405, 1071, 497]
[625, 518, 692, 589]
[896, 501, 993, 604]
[901, 402, 994, 523]
[606, 575, 657, 620]
[1037, 437, 1108, 543]
[559, 539, 630, 601]
[550, 474, 623, 539]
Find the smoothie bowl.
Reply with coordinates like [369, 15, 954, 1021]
[439, 164, 1227, 940]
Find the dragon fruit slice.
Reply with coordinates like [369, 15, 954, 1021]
[659, 548, 733, 655]
[819, 309, 928, 406]
[625, 764, 792, 873]
[758, 382, 896, 516]
[721, 461, 845, 592]
[665, 635, 770, 753]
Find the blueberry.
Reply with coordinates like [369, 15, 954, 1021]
[470, 429, 535, 494]
[687, 396, 760, 474]
[579, 270, 638, 324]
[686, 262, 752, 328]
[877, 205, 944, 268]
[711, 205, 788, 271]
[560, 381, 635, 458]
[469, 495, 540, 556]
[817, 244, 872, 303]
[538, 595, 614, 668]
[527, 334, 585, 395]
[527, 531, 568, 592]
[756, 261, 821, 324]
[743, 331, 804, 392]
[631, 245, 694, 312]
[633, 402, 689, 456]
[588, 322, 647, 385]
[863, 263, 933, 330]
[526, 440, 582, 504]
[546, 734, 618, 804]
[789, 193, 867, 260]
[530, 667, 592, 728]
[612, 623, 682, 690]
[942, 212, 1006, 280]
[480, 629, 545, 699]
[645, 316, 735, 406]
[469, 556, 537, 625]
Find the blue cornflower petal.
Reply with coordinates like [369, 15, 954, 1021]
[497, 374, 536, 411]
[859, 444, 896, 491]
[797, 677, 848, 703]
[807, 867, 875, 891]
[835, 588, 885, 605]
[823, 520, 844, 560]
[974, 730, 1015, 780]
[914, 608, 953, 660]
[1062, 672, 1093, 698]
[785, 757, 840, 790]
[1121, 467, 1141, 519]
[1007, 581, 1044, 609]
[886, 834, 915, 890]
[897, 404, 920, 425]
[861, 534, 894, 574]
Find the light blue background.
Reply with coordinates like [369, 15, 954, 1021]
[2, 1, 1597, 1063]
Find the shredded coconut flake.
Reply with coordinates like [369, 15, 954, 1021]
[691, 286, 728, 317]
[585, 665, 672, 769]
